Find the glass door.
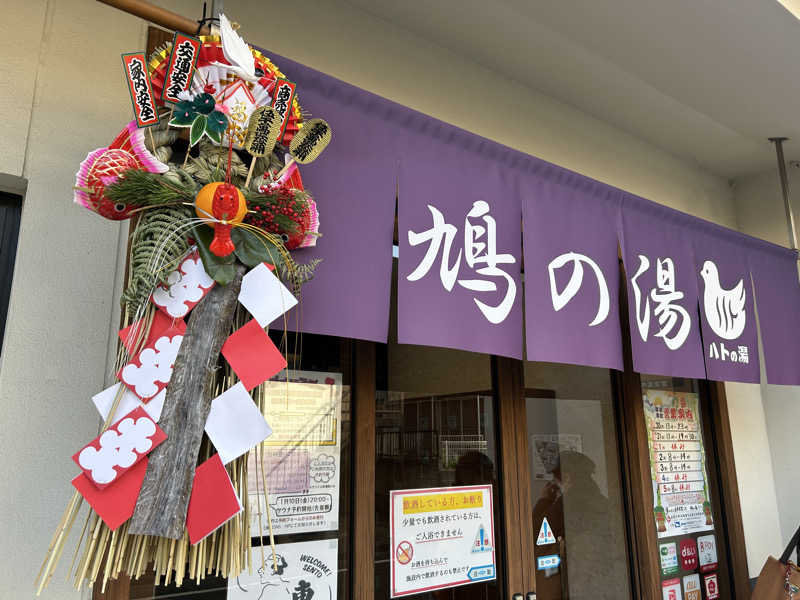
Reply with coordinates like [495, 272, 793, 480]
[638, 375, 733, 600]
[521, 362, 634, 600]
[373, 341, 504, 600]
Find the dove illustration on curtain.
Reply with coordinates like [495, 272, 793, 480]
[700, 260, 746, 339]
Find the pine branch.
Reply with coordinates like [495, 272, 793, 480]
[106, 170, 197, 207]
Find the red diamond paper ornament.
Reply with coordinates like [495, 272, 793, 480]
[186, 454, 242, 544]
[72, 457, 148, 531]
[221, 319, 286, 390]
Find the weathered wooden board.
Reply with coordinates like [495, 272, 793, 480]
[129, 264, 246, 538]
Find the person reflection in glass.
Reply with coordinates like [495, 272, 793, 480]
[433, 451, 499, 600]
[533, 450, 620, 600]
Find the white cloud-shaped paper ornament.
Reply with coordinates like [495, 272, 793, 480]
[121, 334, 183, 400]
[152, 251, 214, 318]
[73, 407, 166, 488]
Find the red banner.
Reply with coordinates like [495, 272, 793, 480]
[271, 78, 296, 141]
[162, 34, 201, 105]
[121, 52, 159, 127]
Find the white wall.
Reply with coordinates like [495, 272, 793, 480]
[732, 166, 800, 567]
[0, 2, 147, 598]
[0, 1, 755, 598]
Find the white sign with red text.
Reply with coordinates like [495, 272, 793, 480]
[390, 485, 496, 598]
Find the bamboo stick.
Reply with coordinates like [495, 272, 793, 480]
[35, 491, 78, 588]
[67, 503, 91, 582]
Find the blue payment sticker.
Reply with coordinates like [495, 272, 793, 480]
[536, 554, 561, 570]
[467, 565, 496, 581]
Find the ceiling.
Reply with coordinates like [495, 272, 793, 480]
[344, 0, 800, 179]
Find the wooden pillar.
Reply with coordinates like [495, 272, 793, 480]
[352, 340, 376, 600]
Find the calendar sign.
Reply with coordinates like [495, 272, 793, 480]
[644, 391, 714, 538]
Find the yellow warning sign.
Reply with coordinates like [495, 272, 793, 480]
[402, 491, 484, 514]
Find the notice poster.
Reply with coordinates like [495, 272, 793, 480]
[247, 370, 343, 536]
[643, 391, 714, 538]
[531, 433, 582, 481]
[389, 485, 496, 598]
[228, 538, 338, 599]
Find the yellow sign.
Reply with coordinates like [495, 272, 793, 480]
[402, 491, 484, 514]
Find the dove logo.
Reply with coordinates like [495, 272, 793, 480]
[700, 260, 746, 340]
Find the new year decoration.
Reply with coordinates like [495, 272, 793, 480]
[38, 15, 332, 595]
[289, 118, 332, 164]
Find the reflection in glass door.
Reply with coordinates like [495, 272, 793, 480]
[524, 362, 632, 600]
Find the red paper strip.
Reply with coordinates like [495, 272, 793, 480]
[162, 33, 201, 105]
[72, 457, 148, 531]
[221, 319, 287, 390]
[186, 454, 242, 544]
[119, 324, 186, 401]
[73, 406, 166, 489]
[270, 79, 296, 142]
[121, 52, 160, 127]
[118, 311, 182, 354]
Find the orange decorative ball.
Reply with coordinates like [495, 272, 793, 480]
[195, 182, 247, 223]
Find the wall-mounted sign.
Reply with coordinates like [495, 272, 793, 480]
[229, 538, 338, 599]
[643, 391, 714, 538]
[247, 370, 342, 536]
[389, 485, 496, 597]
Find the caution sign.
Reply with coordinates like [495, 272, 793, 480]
[389, 485, 496, 598]
[471, 523, 493, 553]
[537, 517, 556, 546]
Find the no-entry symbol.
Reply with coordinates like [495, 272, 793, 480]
[396, 540, 413, 565]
